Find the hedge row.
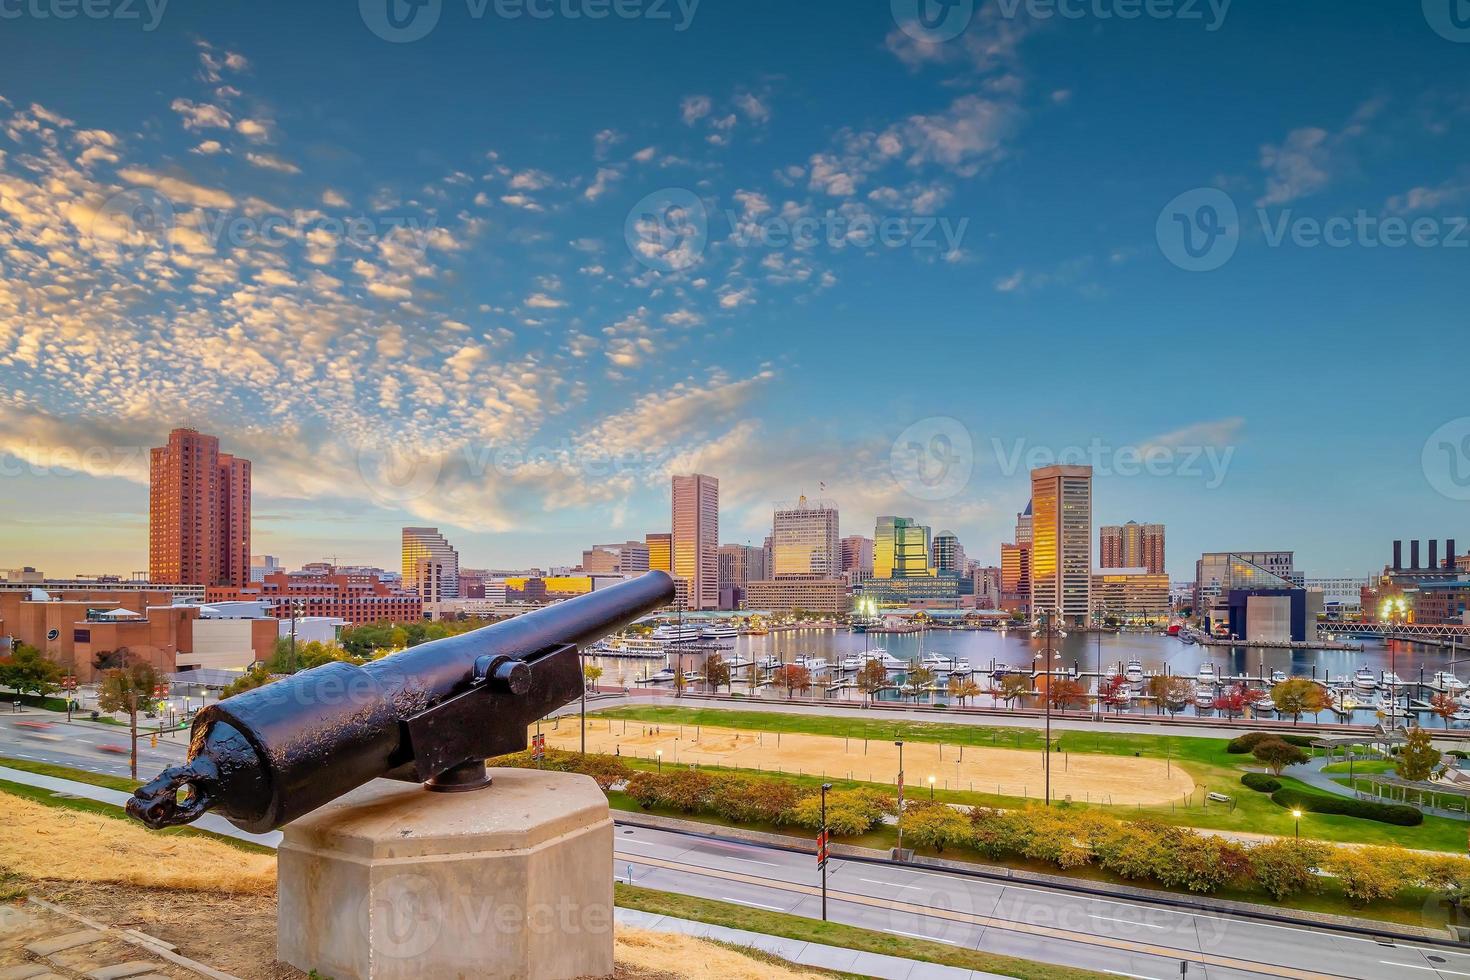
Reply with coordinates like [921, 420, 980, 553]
[1271, 786, 1423, 826]
[1228, 731, 1317, 754]
[1241, 773, 1282, 793]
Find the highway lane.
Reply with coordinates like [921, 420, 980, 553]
[7, 710, 1470, 980]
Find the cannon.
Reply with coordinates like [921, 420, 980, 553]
[127, 570, 675, 833]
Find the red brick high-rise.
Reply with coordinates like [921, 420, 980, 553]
[149, 428, 251, 587]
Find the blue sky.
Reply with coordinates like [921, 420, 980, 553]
[1, 0, 1468, 581]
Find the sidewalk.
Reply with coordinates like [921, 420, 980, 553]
[614, 907, 1006, 980]
[2, 765, 1003, 979]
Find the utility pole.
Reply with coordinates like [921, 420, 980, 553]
[819, 782, 832, 920]
[894, 740, 905, 856]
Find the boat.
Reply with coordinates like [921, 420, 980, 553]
[921, 653, 954, 671]
[841, 655, 864, 671]
[1269, 670, 1288, 685]
[1123, 660, 1145, 684]
[1335, 690, 1361, 712]
[647, 667, 677, 682]
[867, 649, 909, 671]
[798, 656, 831, 673]
[652, 624, 703, 644]
[700, 625, 740, 640]
[1382, 672, 1405, 691]
[1179, 629, 1199, 646]
[1353, 668, 1378, 692]
[1377, 699, 1411, 719]
[1197, 663, 1218, 684]
[949, 659, 973, 676]
[1433, 672, 1467, 694]
[1194, 687, 1216, 709]
[1454, 708, 1470, 723]
[759, 655, 781, 669]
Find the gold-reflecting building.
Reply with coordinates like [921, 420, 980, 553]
[1030, 465, 1093, 626]
[873, 516, 932, 579]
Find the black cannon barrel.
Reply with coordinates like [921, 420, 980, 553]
[126, 571, 674, 833]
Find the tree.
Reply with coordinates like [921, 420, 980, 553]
[1271, 678, 1328, 725]
[1213, 684, 1250, 719]
[582, 663, 605, 691]
[96, 656, 162, 779]
[703, 654, 730, 692]
[903, 666, 936, 702]
[1397, 726, 1441, 782]
[1146, 675, 1191, 715]
[0, 644, 63, 697]
[1251, 738, 1309, 776]
[773, 663, 812, 699]
[1430, 693, 1459, 729]
[221, 662, 278, 699]
[1047, 677, 1089, 711]
[856, 659, 888, 704]
[1248, 839, 1326, 901]
[1098, 674, 1131, 713]
[947, 674, 981, 706]
[997, 674, 1030, 709]
[900, 802, 970, 853]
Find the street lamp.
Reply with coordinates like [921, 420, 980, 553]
[655, 749, 663, 773]
[1381, 597, 1409, 720]
[819, 782, 832, 920]
[928, 774, 936, 801]
[1031, 610, 1067, 806]
[1292, 808, 1302, 839]
[894, 740, 905, 855]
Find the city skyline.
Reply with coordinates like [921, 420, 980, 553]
[3, 2, 1470, 580]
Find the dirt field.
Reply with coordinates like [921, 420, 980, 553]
[541, 717, 1195, 805]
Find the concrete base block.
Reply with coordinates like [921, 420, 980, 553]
[277, 768, 613, 980]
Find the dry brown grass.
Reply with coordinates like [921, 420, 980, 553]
[0, 792, 274, 894]
[613, 928, 828, 980]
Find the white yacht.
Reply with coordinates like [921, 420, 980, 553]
[648, 667, 677, 682]
[842, 654, 864, 671]
[865, 649, 908, 671]
[1454, 707, 1470, 723]
[921, 653, 953, 671]
[1353, 668, 1378, 693]
[652, 624, 703, 643]
[700, 625, 740, 640]
[798, 656, 831, 673]
[1124, 660, 1145, 685]
[1335, 690, 1361, 712]
[1377, 698, 1411, 719]
[759, 655, 781, 669]
[949, 659, 973, 676]
[1197, 663, 1218, 684]
[1194, 686, 1216, 709]
[1269, 670, 1288, 685]
[1381, 672, 1405, 691]
[1433, 672, 1467, 694]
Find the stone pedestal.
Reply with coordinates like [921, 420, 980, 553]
[277, 768, 614, 980]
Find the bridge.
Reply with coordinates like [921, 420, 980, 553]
[1318, 622, 1470, 644]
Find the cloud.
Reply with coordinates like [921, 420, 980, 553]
[115, 167, 236, 208]
[245, 152, 301, 175]
[170, 99, 232, 130]
[680, 95, 712, 125]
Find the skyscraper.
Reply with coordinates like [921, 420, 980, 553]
[931, 530, 966, 574]
[149, 428, 251, 587]
[645, 533, 672, 574]
[672, 474, 719, 610]
[1030, 465, 1093, 626]
[771, 497, 840, 576]
[840, 535, 874, 576]
[402, 527, 460, 601]
[873, 517, 932, 579]
[1100, 521, 1166, 575]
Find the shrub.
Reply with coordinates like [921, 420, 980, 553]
[900, 802, 970, 853]
[1271, 787, 1423, 826]
[1154, 828, 1250, 894]
[1324, 846, 1413, 906]
[487, 748, 632, 792]
[626, 771, 668, 810]
[787, 788, 892, 837]
[1241, 773, 1282, 793]
[706, 776, 802, 826]
[1091, 819, 1170, 882]
[1227, 731, 1316, 754]
[1252, 738, 1310, 775]
[1249, 839, 1327, 901]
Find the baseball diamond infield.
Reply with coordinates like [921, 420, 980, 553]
[540, 718, 1197, 806]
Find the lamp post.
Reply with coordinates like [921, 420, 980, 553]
[288, 598, 304, 674]
[928, 774, 936, 801]
[894, 740, 905, 855]
[1292, 808, 1302, 839]
[1381, 597, 1409, 721]
[819, 782, 832, 920]
[655, 749, 663, 773]
[1031, 610, 1067, 806]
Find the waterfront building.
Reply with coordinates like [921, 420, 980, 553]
[672, 474, 720, 610]
[972, 565, 1002, 608]
[1099, 522, 1165, 576]
[874, 516, 932, 579]
[1194, 552, 1296, 614]
[149, 428, 252, 587]
[743, 575, 850, 615]
[1030, 465, 1093, 626]
[1091, 568, 1171, 625]
[581, 541, 651, 576]
[931, 530, 966, 575]
[718, 544, 766, 609]
[772, 497, 840, 577]
[401, 527, 460, 600]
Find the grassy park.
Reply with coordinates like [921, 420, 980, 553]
[583, 705, 1470, 852]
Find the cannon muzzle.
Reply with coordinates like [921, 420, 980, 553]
[127, 570, 675, 832]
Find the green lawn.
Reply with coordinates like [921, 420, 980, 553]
[615, 884, 1113, 980]
[1321, 759, 1395, 775]
[0, 756, 139, 792]
[592, 705, 1470, 851]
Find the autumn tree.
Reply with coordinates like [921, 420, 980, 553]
[856, 660, 889, 704]
[1098, 674, 1131, 713]
[1429, 693, 1459, 729]
[773, 663, 812, 699]
[1212, 684, 1248, 719]
[1047, 677, 1089, 711]
[582, 663, 605, 690]
[703, 654, 730, 692]
[947, 674, 982, 706]
[903, 666, 936, 702]
[0, 644, 63, 698]
[1251, 737, 1309, 776]
[96, 656, 162, 779]
[1270, 678, 1328, 725]
[1397, 726, 1441, 782]
[997, 674, 1030, 709]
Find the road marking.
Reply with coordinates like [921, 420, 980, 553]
[1384, 964, 1470, 977]
[719, 896, 785, 911]
[1090, 914, 1171, 931]
[861, 878, 925, 891]
[889, 929, 961, 946]
[1108, 972, 1165, 980]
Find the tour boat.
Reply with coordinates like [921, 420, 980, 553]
[1353, 668, 1378, 692]
[1381, 672, 1405, 691]
[1194, 686, 1216, 708]
[1124, 660, 1146, 684]
[1197, 663, 1218, 684]
[652, 624, 703, 643]
[700, 625, 740, 640]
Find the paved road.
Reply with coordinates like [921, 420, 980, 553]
[0, 709, 190, 777]
[7, 707, 1470, 980]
